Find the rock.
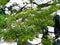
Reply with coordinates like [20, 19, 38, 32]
[47, 26, 55, 39]
[4, 7, 7, 10]
[28, 38, 42, 45]
[28, 34, 43, 45]
[5, 2, 13, 7]
[56, 10, 60, 16]
[38, 34, 43, 39]
[25, 4, 37, 10]
[4, 7, 10, 14]
[47, 26, 54, 32]
[38, 43, 43, 45]
[33, 0, 53, 5]
[4, 0, 27, 14]
[4, 7, 11, 15]
[7, 42, 17, 45]
[4, 0, 54, 15]
[48, 33, 55, 39]
[4, 10, 11, 15]
[4, 0, 37, 15]
[0, 37, 4, 43]
[55, 37, 60, 45]
[23, 0, 30, 4]
[5, 0, 30, 8]
[48, 0, 53, 4]
[0, 42, 17, 45]
[31, 4, 37, 10]
[9, 0, 24, 7]
[12, 6, 20, 11]
[55, 37, 60, 41]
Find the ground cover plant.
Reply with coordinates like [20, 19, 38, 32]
[0, 0, 60, 45]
